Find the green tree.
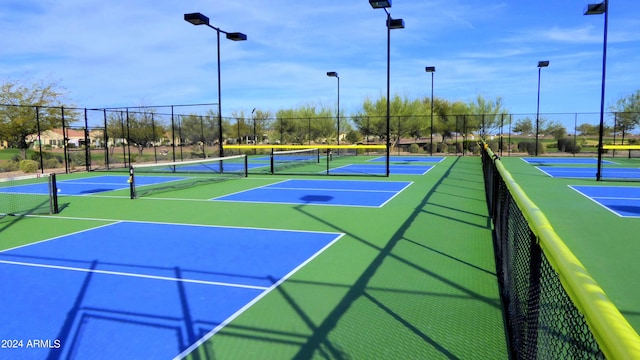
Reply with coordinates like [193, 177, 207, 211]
[353, 94, 426, 147]
[106, 109, 166, 157]
[467, 94, 508, 137]
[0, 79, 77, 159]
[513, 118, 534, 135]
[544, 120, 567, 140]
[576, 123, 599, 136]
[611, 90, 640, 143]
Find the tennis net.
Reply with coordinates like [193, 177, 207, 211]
[0, 173, 59, 216]
[225, 144, 388, 176]
[129, 155, 248, 198]
[271, 148, 320, 173]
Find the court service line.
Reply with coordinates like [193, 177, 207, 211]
[0, 259, 269, 291]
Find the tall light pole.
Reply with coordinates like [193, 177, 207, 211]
[584, 1, 608, 181]
[184, 12, 247, 159]
[535, 60, 549, 156]
[370, 0, 404, 177]
[327, 72, 340, 147]
[425, 66, 435, 156]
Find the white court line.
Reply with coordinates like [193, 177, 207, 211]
[174, 232, 345, 359]
[0, 259, 269, 291]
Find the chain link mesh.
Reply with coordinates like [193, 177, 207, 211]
[482, 150, 604, 359]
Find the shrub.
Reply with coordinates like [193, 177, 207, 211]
[436, 142, 448, 153]
[558, 138, 581, 154]
[68, 152, 87, 167]
[19, 160, 39, 173]
[409, 143, 420, 154]
[0, 160, 19, 172]
[44, 158, 60, 169]
[517, 141, 546, 155]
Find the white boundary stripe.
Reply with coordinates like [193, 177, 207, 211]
[174, 232, 345, 360]
[568, 185, 640, 218]
[378, 181, 413, 207]
[0, 222, 121, 254]
[0, 260, 269, 290]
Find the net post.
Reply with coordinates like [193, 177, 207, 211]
[129, 167, 136, 199]
[50, 173, 59, 214]
[326, 149, 330, 175]
[270, 148, 275, 174]
[243, 154, 248, 177]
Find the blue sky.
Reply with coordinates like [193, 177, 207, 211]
[1, 0, 639, 121]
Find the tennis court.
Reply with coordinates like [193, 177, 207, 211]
[213, 179, 412, 207]
[0, 221, 342, 359]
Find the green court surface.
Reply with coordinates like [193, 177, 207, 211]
[497, 156, 640, 335]
[1, 156, 508, 359]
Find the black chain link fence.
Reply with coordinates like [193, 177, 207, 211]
[482, 147, 606, 359]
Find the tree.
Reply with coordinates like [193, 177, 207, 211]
[0, 79, 77, 159]
[576, 123, 599, 136]
[467, 94, 508, 137]
[544, 120, 567, 140]
[353, 94, 428, 147]
[513, 118, 534, 135]
[106, 108, 166, 157]
[611, 90, 640, 143]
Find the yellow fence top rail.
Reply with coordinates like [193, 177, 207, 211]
[225, 144, 387, 150]
[602, 144, 640, 150]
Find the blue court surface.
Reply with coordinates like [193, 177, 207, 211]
[0, 221, 342, 359]
[0, 175, 187, 196]
[570, 185, 640, 217]
[368, 156, 445, 163]
[536, 166, 640, 179]
[59, 175, 186, 195]
[213, 179, 412, 207]
[330, 164, 433, 175]
[522, 157, 615, 165]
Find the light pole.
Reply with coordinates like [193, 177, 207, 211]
[425, 66, 435, 156]
[327, 72, 340, 147]
[370, 0, 404, 177]
[184, 12, 247, 158]
[535, 60, 549, 156]
[584, 1, 608, 181]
